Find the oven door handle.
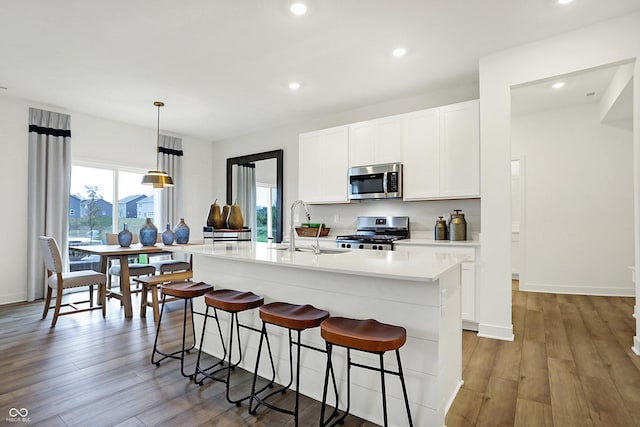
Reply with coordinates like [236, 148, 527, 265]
[383, 171, 388, 197]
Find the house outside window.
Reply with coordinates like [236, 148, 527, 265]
[68, 165, 156, 271]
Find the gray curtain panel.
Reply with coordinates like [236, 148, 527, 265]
[26, 108, 72, 301]
[236, 164, 257, 241]
[157, 134, 183, 230]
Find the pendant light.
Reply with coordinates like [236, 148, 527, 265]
[141, 101, 174, 188]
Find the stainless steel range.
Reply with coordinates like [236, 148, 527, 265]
[336, 216, 410, 250]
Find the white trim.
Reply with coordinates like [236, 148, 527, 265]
[478, 322, 514, 341]
[462, 320, 478, 331]
[520, 282, 635, 297]
[0, 292, 28, 305]
[633, 336, 640, 356]
[444, 380, 464, 416]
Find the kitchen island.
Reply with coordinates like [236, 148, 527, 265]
[170, 242, 466, 426]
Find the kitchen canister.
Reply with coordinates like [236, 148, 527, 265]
[434, 216, 448, 240]
[449, 209, 467, 241]
[139, 218, 158, 246]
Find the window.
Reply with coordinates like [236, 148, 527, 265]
[68, 164, 155, 271]
[256, 184, 276, 243]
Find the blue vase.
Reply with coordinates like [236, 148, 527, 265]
[174, 218, 190, 244]
[162, 224, 175, 245]
[139, 218, 158, 246]
[118, 223, 133, 247]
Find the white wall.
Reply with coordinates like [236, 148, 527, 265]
[0, 94, 212, 304]
[479, 12, 640, 345]
[512, 103, 634, 295]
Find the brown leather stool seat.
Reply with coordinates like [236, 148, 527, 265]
[151, 281, 214, 378]
[204, 289, 264, 312]
[162, 281, 213, 299]
[249, 302, 332, 426]
[319, 316, 413, 427]
[259, 302, 329, 330]
[320, 317, 406, 353]
[193, 288, 268, 407]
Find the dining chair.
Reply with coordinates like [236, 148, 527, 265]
[150, 253, 192, 274]
[39, 236, 107, 327]
[105, 233, 156, 295]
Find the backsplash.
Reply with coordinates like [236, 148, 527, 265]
[306, 198, 481, 240]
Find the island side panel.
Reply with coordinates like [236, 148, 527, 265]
[190, 252, 460, 427]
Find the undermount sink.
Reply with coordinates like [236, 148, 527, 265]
[269, 245, 349, 254]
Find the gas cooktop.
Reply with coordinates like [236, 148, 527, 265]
[336, 216, 409, 250]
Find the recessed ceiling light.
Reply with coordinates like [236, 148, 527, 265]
[557, 0, 573, 4]
[392, 47, 407, 57]
[552, 82, 566, 89]
[290, 2, 307, 15]
[289, 82, 301, 90]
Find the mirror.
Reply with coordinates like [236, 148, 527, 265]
[227, 149, 283, 243]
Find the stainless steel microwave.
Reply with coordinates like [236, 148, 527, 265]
[348, 163, 403, 200]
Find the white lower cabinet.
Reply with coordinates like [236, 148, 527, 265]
[395, 243, 479, 330]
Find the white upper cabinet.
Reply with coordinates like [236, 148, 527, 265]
[349, 116, 402, 167]
[298, 99, 479, 203]
[298, 125, 350, 204]
[402, 108, 440, 199]
[402, 99, 480, 200]
[439, 100, 480, 198]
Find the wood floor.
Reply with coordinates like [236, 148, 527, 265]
[446, 283, 640, 427]
[0, 285, 638, 426]
[0, 292, 376, 427]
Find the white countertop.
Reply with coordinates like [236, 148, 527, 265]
[395, 238, 481, 247]
[171, 242, 468, 282]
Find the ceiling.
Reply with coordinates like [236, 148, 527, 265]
[1, 1, 639, 141]
[511, 62, 630, 116]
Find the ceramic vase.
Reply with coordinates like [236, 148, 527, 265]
[174, 218, 190, 244]
[139, 218, 158, 246]
[162, 224, 175, 245]
[118, 223, 133, 247]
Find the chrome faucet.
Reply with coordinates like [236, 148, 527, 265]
[310, 222, 323, 255]
[289, 200, 310, 252]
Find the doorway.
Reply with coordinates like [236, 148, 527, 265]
[510, 61, 634, 296]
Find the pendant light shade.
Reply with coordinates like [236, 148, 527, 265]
[142, 101, 174, 188]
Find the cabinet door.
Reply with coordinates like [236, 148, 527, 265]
[461, 261, 476, 322]
[320, 126, 349, 203]
[349, 121, 376, 167]
[374, 117, 403, 164]
[299, 126, 349, 204]
[402, 108, 440, 200]
[440, 100, 480, 197]
[298, 132, 324, 202]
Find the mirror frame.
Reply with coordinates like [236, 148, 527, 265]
[227, 149, 284, 243]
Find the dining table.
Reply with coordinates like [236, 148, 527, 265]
[69, 243, 173, 318]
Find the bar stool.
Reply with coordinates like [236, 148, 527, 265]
[193, 289, 271, 406]
[248, 302, 336, 426]
[319, 317, 413, 427]
[151, 281, 213, 378]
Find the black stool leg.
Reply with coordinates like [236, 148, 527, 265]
[193, 307, 232, 385]
[396, 349, 414, 427]
[294, 329, 302, 425]
[150, 294, 168, 365]
[151, 295, 194, 378]
[249, 322, 277, 416]
[319, 343, 341, 427]
[380, 353, 388, 427]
